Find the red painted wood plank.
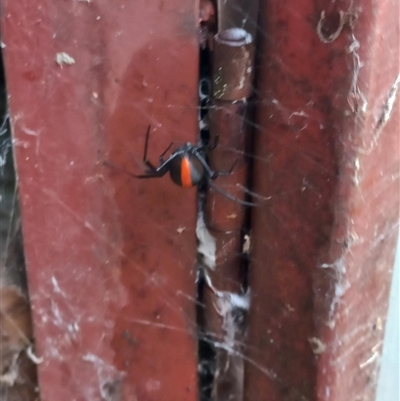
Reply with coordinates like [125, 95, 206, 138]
[2, 1, 200, 400]
[245, 0, 399, 400]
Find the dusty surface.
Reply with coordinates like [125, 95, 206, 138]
[0, 1, 398, 400]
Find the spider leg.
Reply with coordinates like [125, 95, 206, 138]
[159, 142, 174, 163]
[193, 151, 217, 178]
[194, 150, 237, 179]
[144, 160, 158, 171]
[213, 158, 238, 177]
[141, 125, 166, 170]
[143, 125, 151, 163]
[134, 172, 166, 179]
[153, 152, 183, 174]
[209, 131, 219, 149]
[207, 178, 259, 207]
[104, 160, 166, 179]
[235, 183, 271, 200]
[143, 125, 174, 165]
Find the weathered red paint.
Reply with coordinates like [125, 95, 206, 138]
[2, 0, 398, 399]
[2, 1, 200, 400]
[245, 1, 399, 401]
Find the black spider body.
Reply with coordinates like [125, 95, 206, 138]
[106, 126, 257, 206]
[166, 144, 205, 187]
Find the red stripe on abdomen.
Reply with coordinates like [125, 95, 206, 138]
[181, 157, 193, 187]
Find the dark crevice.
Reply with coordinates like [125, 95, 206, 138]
[197, 267, 217, 401]
[196, 1, 259, 399]
[0, 42, 39, 401]
[241, 5, 264, 292]
[197, 31, 217, 400]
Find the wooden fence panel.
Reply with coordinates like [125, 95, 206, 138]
[2, 1, 200, 400]
[245, 1, 399, 401]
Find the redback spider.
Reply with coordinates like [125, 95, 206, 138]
[105, 126, 257, 206]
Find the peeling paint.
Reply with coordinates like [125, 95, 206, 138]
[51, 276, 66, 297]
[359, 351, 379, 369]
[26, 345, 43, 364]
[319, 257, 351, 319]
[348, 34, 368, 117]
[82, 354, 125, 401]
[374, 74, 400, 142]
[316, 10, 346, 44]
[309, 337, 327, 354]
[55, 52, 76, 67]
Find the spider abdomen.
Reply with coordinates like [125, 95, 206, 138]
[169, 154, 204, 187]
